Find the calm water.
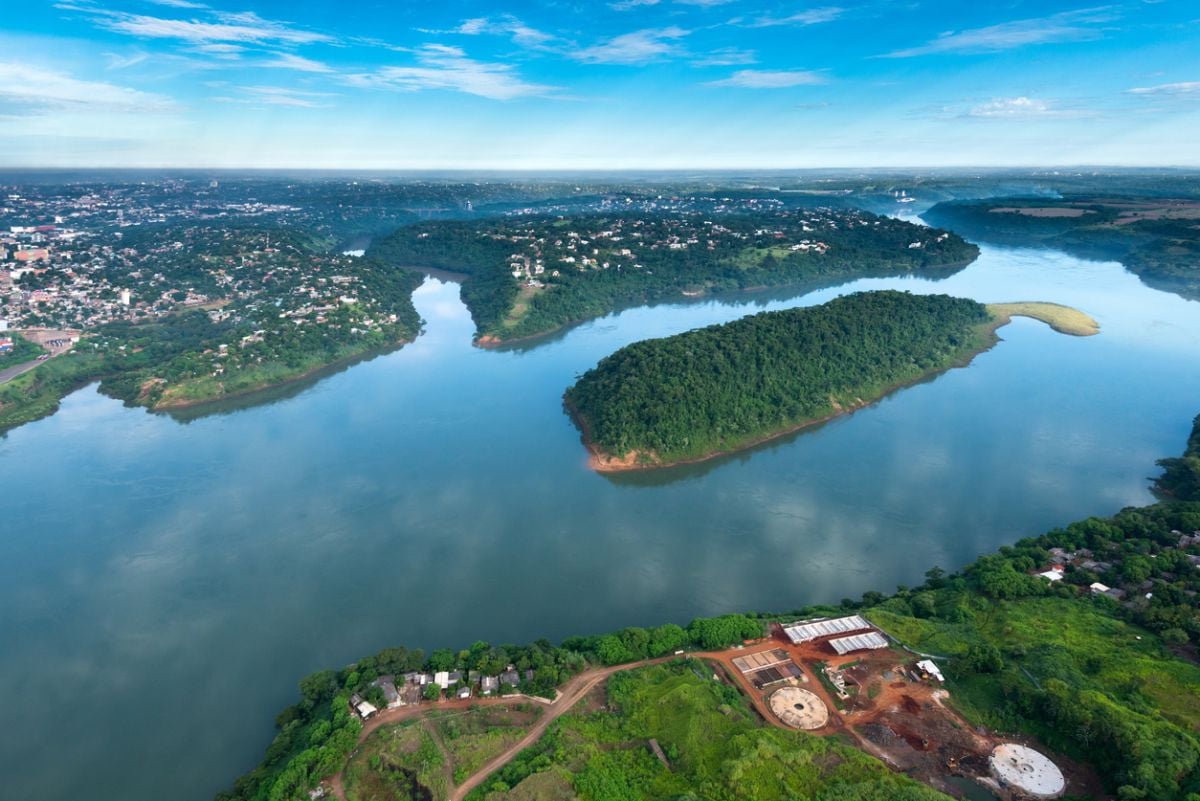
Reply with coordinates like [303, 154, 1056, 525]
[2, 244, 1199, 801]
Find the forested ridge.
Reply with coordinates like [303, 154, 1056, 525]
[565, 291, 992, 467]
[368, 211, 978, 342]
[924, 197, 1200, 301]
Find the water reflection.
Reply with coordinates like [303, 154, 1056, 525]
[0, 245, 1198, 801]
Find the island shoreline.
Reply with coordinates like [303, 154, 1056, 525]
[570, 304, 1097, 473]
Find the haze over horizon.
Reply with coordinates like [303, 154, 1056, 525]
[3, 0, 1198, 169]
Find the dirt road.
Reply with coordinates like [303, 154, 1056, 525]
[330, 658, 670, 801]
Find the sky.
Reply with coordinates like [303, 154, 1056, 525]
[1, 0, 1198, 168]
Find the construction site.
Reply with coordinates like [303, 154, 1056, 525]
[709, 614, 1086, 800]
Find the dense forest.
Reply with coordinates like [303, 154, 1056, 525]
[923, 197, 1200, 301]
[368, 211, 979, 342]
[565, 291, 993, 467]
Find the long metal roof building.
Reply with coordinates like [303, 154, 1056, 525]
[829, 631, 889, 655]
[782, 615, 872, 644]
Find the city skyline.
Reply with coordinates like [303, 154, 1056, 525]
[2, 0, 1198, 168]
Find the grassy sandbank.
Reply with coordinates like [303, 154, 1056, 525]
[986, 302, 1100, 336]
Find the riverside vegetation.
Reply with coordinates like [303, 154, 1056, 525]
[0, 227, 424, 433]
[219, 415, 1200, 801]
[367, 210, 978, 343]
[564, 291, 1097, 470]
[923, 196, 1200, 301]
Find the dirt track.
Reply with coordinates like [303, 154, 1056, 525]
[330, 658, 671, 801]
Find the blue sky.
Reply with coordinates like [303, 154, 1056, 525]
[2, 0, 1198, 168]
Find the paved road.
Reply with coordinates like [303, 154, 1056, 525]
[0, 357, 42, 386]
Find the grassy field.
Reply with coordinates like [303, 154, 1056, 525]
[470, 659, 947, 801]
[868, 595, 1200, 770]
[428, 704, 543, 784]
[499, 285, 544, 330]
[986, 302, 1100, 337]
[729, 246, 798, 270]
[344, 720, 448, 801]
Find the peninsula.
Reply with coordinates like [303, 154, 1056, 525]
[565, 292, 1098, 472]
[368, 209, 979, 344]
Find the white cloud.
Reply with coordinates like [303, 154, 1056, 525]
[61, 5, 333, 46]
[345, 45, 555, 100]
[747, 7, 843, 28]
[883, 8, 1115, 57]
[450, 15, 553, 47]
[965, 97, 1060, 117]
[692, 47, 757, 67]
[104, 51, 150, 70]
[706, 69, 825, 88]
[419, 15, 553, 48]
[1127, 81, 1200, 95]
[226, 86, 332, 107]
[264, 53, 332, 73]
[148, 0, 209, 8]
[573, 28, 689, 65]
[0, 62, 174, 113]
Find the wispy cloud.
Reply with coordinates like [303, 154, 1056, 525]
[442, 15, 553, 48]
[746, 7, 843, 28]
[263, 52, 332, 73]
[573, 27, 689, 65]
[691, 47, 757, 67]
[1127, 81, 1200, 95]
[610, 0, 732, 8]
[345, 44, 555, 100]
[0, 61, 175, 113]
[219, 86, 332, 107]
[59, 5, 333, 46]
[706, 69, 825, 88]
[148, 0, 209, 8]
[104, 51, 150, 70]
[883, 8, 1115, 57]
[964, 97, 1074, 118]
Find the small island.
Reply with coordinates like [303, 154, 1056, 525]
[565, 292, 1098, 472]
[369, 209, 979, 344]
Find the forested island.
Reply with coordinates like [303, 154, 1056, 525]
[368, 209, 979, 344]
[923, 197, 1200, 301]
[218, 414, 1200, 801]
[564, 291, 1097, 471]
[0, 226, 423, 433]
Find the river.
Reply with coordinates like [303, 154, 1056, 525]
[1, 243, 1198, 800]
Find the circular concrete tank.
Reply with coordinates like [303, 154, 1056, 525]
[768, 687, 828, 730]
[989, 743, 1065, 799]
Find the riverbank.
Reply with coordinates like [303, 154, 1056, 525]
[149, 337, 414, 411]
[575, 300, 1097, 473]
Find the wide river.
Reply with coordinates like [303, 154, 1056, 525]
[2, 242, 1199, 800]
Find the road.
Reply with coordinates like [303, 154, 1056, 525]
[0, 357, 43, 386]
[329, 657, 672, 801]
